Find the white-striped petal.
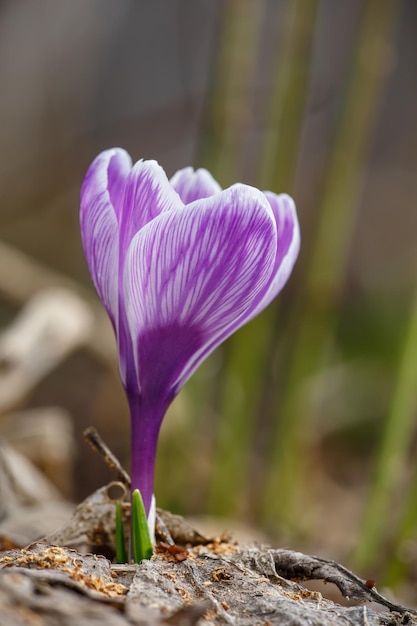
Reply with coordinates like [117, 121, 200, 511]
[249, 192, 300, 319]
[124, 184, 277, 399]
[80, 148, 131, 326]
[119, 159, 183, 253]
[170, 167, 222, 204]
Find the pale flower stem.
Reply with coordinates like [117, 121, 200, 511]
[188, 0, 267, 516]
[249, 0, 318, 521]
[261, 0, 401, 530]
[207, 316, 271, 517]
[354, 285, 417, 574]
[196, 0, 266, 185]
[257, 0, 319, 193]
[205, 0, 318, 520]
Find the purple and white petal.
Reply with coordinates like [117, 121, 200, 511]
[119, 160, 183, 254]
[170, 167, 222, 204]
[124, 183, 277, 399]
[249, 192, 300, 319]
[105, 148, 133, 218]
[80, 148, 131, 326]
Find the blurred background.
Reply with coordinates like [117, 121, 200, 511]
[1, 0, 417, 604]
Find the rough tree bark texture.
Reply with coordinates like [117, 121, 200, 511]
[0, 484, 416, 626]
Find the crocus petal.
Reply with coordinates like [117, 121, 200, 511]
[249, 192, 300, 319]
[119, 160, 183, 254]
[80, 148, 132, 327]
[117, 161, 183, 390]
[170, 166, 222, 204]
[124, 183, 277, 400]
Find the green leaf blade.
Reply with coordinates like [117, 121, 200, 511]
[115, 500, 128, 564]
[131, 489, 153, 563]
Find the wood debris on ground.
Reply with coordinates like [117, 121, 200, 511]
[0, 480, 416, 625]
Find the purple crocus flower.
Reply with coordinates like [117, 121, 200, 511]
[80, 148, 300, 523]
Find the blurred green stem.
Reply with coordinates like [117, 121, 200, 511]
[246, 0, 319, 520]
[258, 0, 319, 193]
[197, 0, 266, 184]
[354, 285, 417, 574]
[206, 1, 318, 517]
[115, 500, 127, 564]
[190, 0, 266, 516]
[207, 314, 272, 516]
[261, 0, 400, 530]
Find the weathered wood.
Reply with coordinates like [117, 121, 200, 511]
[0, 481, 416, 625]
[0, 538, 415, 625]
[1, 433, 414, 624]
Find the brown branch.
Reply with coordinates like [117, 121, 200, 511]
[271, 548, 417, 616]
[83, 426, 131, 489]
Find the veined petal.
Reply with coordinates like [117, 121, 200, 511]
[119, 160, 183, 255]
[124, 184, 277, 400]
[80, 148, 132, 326]
[170, 167, 222, 204]
[116, 159, 184, 390]
[249, 192, 300, 319]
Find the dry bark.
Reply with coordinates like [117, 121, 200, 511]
[0, 481, 416, 626]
